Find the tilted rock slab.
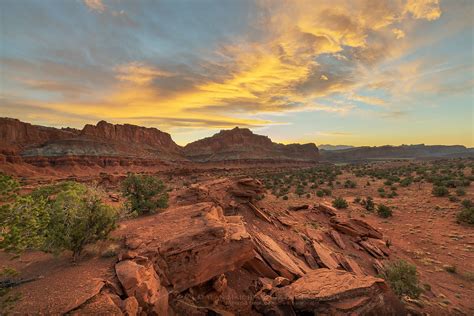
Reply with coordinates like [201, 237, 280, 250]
[123, 202, 254, 293]
[252, 232, 306, 280]
[255, 268, 404, 315]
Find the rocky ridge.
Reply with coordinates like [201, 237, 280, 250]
[183, 127, 319, 162]
[65, 177, 407, 315]
[0, 118, 319, 167]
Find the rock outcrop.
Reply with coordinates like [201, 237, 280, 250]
[183, 127, 319, 162]
[254, 269, 404, 315]
[37, 177, 408, 315]
[1, 118, 320, 170]
[121, 202, 254, 293]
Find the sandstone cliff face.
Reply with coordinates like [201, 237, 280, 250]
[1, 118, 184, 162]
[1, 118, 319, 166]
[184, 127, 319, 162]
[81, 121, 181, 154]
[0, 117, 78, 154]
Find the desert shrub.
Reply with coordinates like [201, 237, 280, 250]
[400, 177, 413, 187]
[295, 185, 305, 197]
[0, 182, 117, 261]
[0, 195, 50, 253]
[46, 185, 117, 260]
[344, 180, 356, 188]
[378, 187, 385, 193]
[365, 197, 375, 211]
[282, 195, 288, 200]
[443, 265, 456, 273]
[432, 186, 449, 197]
[381, 260, 421, 298]
[316, 190, 324, 197]
[306, 193, 311, 198]
[332, 197, 348, 209]
[377, 204, 392, 218]
[122, 174, 168, 215]
[0, 173, 19, 202]
[461, 199, 473, 208]
[457, 206, 474, 225]
[449, 196, 459, 202]
[456, 188, 466, 196]
[354, 197, 361, 203]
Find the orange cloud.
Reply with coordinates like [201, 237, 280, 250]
[115, 62, 172, 85]
[405, 0, 441, 21]
[83, 0, 105, 13]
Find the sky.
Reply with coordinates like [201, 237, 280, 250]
[0, 0, 473, 147]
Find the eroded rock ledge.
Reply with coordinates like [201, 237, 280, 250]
[72, 177, 406, 315]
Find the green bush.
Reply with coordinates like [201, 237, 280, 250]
[332, 197, 348, 209]
[432, 186, 449, 197]
[0, 173, 19, 202]
[456, 188, 466, 196]
[365, 197, 375, 211]
[377, 204, 392, 218]
[344, 180, 356, 188]
[0, 195, 50, 253]
[457, 206, 474, 225]
[316, 190, 324, 197]
[46, 184, 117, 260]
[461, 199, 473, 208]
[381, 260, 421, 298]
[282, 195, 288, 200]
[122, 174, 168, 215]
[400, 177, 413, 187]
[0, 182, 117, 261]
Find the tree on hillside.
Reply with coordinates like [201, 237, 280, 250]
[122, 174, 168, 215]
[0, 180, 117, 261]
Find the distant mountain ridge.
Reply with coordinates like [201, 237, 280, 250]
[0, 118, 319, 165]
[320, 144, 473, 162]
[183, 127, 319, 162]
[318, 144, 354, 151]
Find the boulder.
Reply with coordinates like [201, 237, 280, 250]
[330, 217, 383, 239]
[255, 269, 404, 315]
[123, 297, 140, 316]
[311, 241, 339, 269]
[288, 204, 309, 211]
[316, 203, 337, 216]
[115, 259, 168, 315]
[124, 202, 254, 292]
[328, 229, 346, 249]
[253, 232, 306, 280]
[272, 277, 290, 288]
[359, 240, 386, 259]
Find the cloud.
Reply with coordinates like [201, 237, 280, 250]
[392, 28, 406, 39]
[115, 62, 172, 85]
[1, 0, 457, 137]
[349, 94, 387, 107]
[83, 0, 105, 13]
[315, 131, 353, 137]
[405, 0, 441, 21]
[122, 116, 273, 129]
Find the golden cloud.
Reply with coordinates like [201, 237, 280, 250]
[405, 0, 441, 21]
[115, 62, 172, 85]
[5, 0, 447, 134]
[83, 0, 105, 13]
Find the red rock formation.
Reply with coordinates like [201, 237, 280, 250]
[254, 269, 405, 315]
[183, 127, 319, 162]
[81, 120, 181, 154]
